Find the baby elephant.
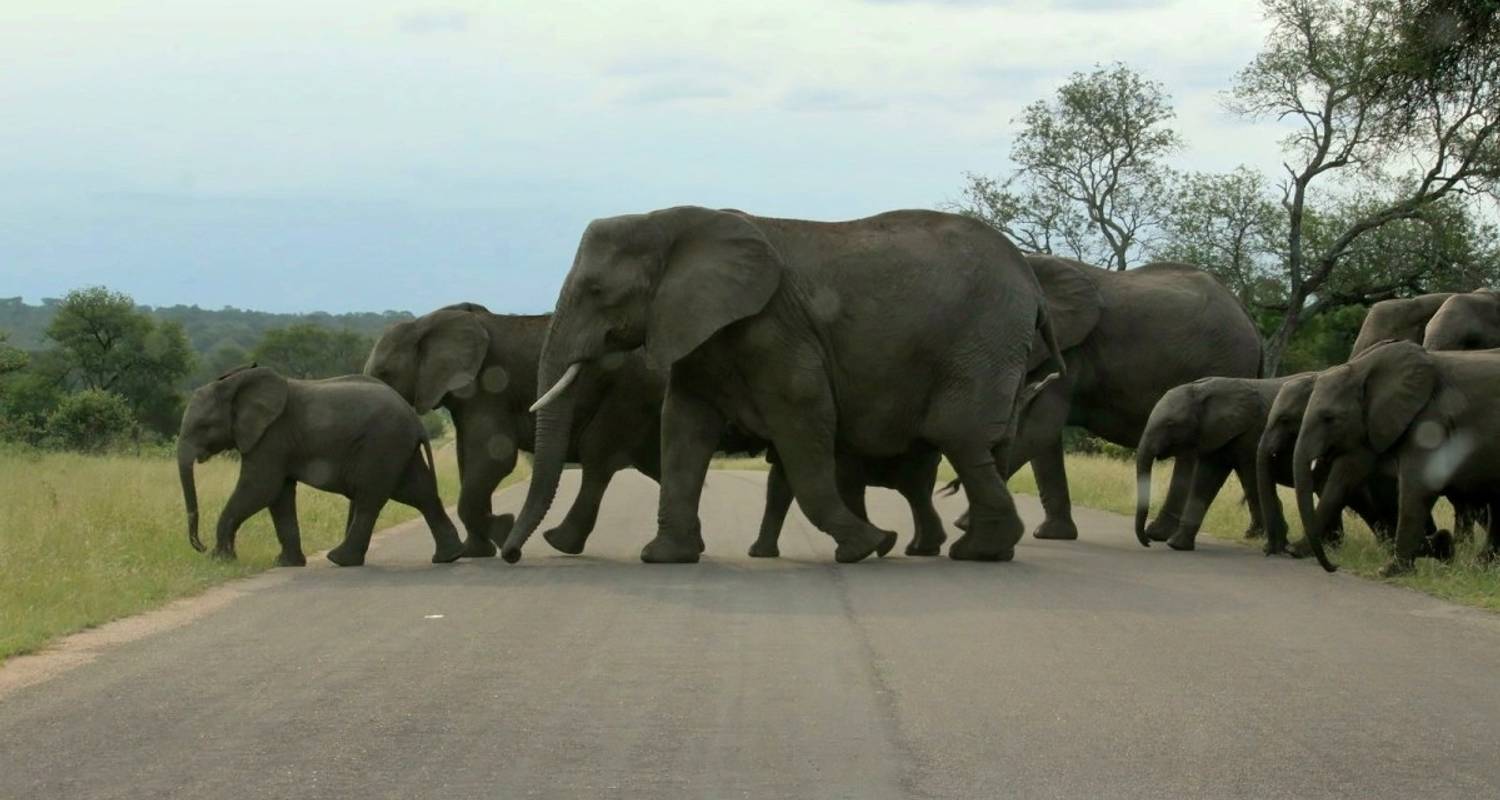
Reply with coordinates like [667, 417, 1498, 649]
[177, 365, 466, 567]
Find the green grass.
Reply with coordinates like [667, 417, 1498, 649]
[0, 442, 525, 662]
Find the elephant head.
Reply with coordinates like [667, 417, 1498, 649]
[1423, 290, 1500, 351]
[1133, 379, 1261, 546]
[1293, 342, 1436, 571]
[1350, 293, 1455, 356]
[1255, 373, 1316, 549]
[177, 366, 289, 553]
[499, 207, 784, 563]
[365, 303, 493, 413]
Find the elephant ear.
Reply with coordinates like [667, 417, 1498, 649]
[230, 368, 289, 453]
[1026, 255, 1101, 369]
[1198, 381, 1263, 452]
[415, 311, 490, 413]
[1363, 343, 1437, 452]
[644, 207, 783, 370]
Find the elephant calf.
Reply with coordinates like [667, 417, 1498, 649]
[177, 365, 465, 567]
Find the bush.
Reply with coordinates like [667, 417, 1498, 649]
[44, 389, 137, 453]
[1061, 427, 1134, 460]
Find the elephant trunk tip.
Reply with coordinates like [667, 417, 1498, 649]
[1133, 458, 1154, 548]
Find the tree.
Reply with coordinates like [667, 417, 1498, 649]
[1229, 0, 1500, 374]
[954, 63, 1182, 269]
[45, 287, 195, 435]
[1156, 167, 1286, 307]
[250, 324, 373, 379]
[44, 389, 136, 453]
[0, 331, 25, 377]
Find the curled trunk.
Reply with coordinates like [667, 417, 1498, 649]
[1134, 441, 1157, 547]
[178, 440, 204, 553]
[500, 357, 578, 563]
[1292, 437, 1337, 572]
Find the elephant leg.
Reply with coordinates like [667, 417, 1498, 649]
[391, 451, 466, 564]
[543, 459, 619, 555]
[1145, 453, 1197, 542]
[836, 459, 870, 523]
[899, 455, 946, 557]
[1166, 458, 1233, 551]
[212, 468, 283, 560]
[1232, 455, 1266, 540]
[762, 425, 895, 564]
[1030, 438, 1078, 541]
[327, 496, 388, 567]
[644, 382, 724, 564]
[749, 461, 794, 558]
[268, 481, 305, 567]
[944, 443, 1025, 562]
[453, 415, 517, 558]
[1381, 470, 1438, 577]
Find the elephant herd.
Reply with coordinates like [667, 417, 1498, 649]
[175, 206, 1500, 579]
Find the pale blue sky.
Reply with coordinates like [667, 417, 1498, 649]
[1, 0, 1281, 314]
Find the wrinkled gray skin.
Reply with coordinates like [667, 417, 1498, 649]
[1255, 373, 1401, 557]
[1350, 292, 1456, 356]
[177, 366, 463, 567]
[960, 256, 1263, 543]
[365, 303, 671, 557]
[1133, 376, 1292, 551]
[1424, 290, 1500, 351]
[502, 206, 1060, 565]
[1294, 341, 1500, 576]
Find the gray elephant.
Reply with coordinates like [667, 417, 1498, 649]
[960, 255, 1263, 542]
[1132, 376, 1293, 551]
[1294, 341, 1499, 576]
[177, 366, 464, 567]
[1349, 292, 1455, 355]
[501, 206, 1061, 564]
[365, 303, 673, 558]
[1424, 289, 1500, 351]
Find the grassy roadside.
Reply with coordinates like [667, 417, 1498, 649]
[710, 453, 1496, 610]
[0, 443, 526, 662]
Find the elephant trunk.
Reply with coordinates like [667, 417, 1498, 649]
[178, 439, 205, 553]
[1256, 430, 1288, 551]
[1292, 435, 1337, 572]
[500, 355, 579, 563]
[1134, 437, 1158, 548]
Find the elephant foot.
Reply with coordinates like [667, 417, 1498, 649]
[1424, 530, 1455, 562]
[641, 535, 701, 564]
[1243, 524, 1265, 540]
[210, 546, 236, 561]
[953, 510, 970, 531]
[326, 544, 366, 567]
[1378, 558, 1414, 578]
[274, 551, 306, 567]
[747, 539, 780, 558]
[947, 531, 1014, 562]
[1143, 515, 1179, 543]
[1166, 532, 1196, 552]
[543, 526, 590, 556]
[1262, 540, 1299, 558]
[1032, 518, 1079, 541]
[834, 528, 897, 564]
[431, 539, 466, 564]
[905, 538, 944, 557]
[461, 535, 497, 559]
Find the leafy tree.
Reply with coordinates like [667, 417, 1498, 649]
[250, 324, 373, 379]
[1229, 0, 1500, 374]
[1155, 167, 1286, 307]
[45, 287, 195, 435]
[44, 388, 136, 452]
[0, 331, 25, 377]
[955, 63, 1182, 269]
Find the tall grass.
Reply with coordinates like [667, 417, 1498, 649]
[0, 443, 495, 661]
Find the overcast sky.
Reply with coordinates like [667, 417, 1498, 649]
[1, 0, 1284, 314]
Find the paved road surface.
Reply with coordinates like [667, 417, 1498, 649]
[3, 470, 1499, 799]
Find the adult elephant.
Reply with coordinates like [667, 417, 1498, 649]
[500, 206, 1061, 564]
[1294, 341, 1499, 576]
[1349, 292, 1455, 355]
[365, 303, 673, 558]
[961, 255, 1263, 542]
[1424, 289, 1500, 351]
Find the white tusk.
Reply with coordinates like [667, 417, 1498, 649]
[529, 362, 582, 412]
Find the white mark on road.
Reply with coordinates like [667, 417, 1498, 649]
[424, 614, 445, 619]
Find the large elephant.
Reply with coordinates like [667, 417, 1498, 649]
[365, 303, 673, 557]
[1294, 341, 1500, 576]
[1424, 289, 1500, 351]
[1349, 292, 1455, 355]
[177, 366, 464, 567]
[1132, 376, 1293, 551]
[500, 206, 1061, 564]
[961, 255, 1263, 542]
[1256, 373, 1399, 556]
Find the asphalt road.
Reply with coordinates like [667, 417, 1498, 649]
[3, 469, 1499, 799]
